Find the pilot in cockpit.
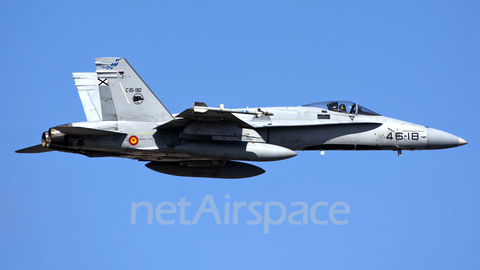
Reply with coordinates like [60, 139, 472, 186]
[339, 104, 346, 113]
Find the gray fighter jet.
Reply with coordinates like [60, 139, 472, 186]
[16, 58, 467, 178]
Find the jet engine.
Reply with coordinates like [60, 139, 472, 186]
[41, 129, 69, 148]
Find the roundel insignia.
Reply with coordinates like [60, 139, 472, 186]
[133, 93, 144, 105]
[128, 136, 139, 146]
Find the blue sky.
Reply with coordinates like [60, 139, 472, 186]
[1, 1, 479, 269]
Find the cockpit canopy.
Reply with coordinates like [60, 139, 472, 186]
[303, 101, 380, 116]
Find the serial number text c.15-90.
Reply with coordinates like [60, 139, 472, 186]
[125, 88, 142, 93]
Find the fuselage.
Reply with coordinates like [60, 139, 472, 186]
[18, 58, 467, 178]
[43, 102, 466, 162]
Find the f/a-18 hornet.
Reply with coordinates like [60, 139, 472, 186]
[17, 58, 467, 178]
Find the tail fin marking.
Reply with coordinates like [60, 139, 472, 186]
[94, 58, 174, 122]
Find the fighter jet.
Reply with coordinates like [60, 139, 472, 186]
[16, 58, 467, 178]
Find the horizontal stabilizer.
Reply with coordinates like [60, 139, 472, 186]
[16, 144, 55, 154]
[54, 126, 126, 136]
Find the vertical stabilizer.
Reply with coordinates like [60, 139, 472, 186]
[94, 57, 174, 122]
[73, 72, 103, 121]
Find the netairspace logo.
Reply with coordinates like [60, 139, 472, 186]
[131, 195, 350, 234]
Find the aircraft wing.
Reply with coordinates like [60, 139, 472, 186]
[157, 102, 254, 130]
[157, 102, 386, 131]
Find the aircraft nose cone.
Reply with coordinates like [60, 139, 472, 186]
[426, 128, 467, 149]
